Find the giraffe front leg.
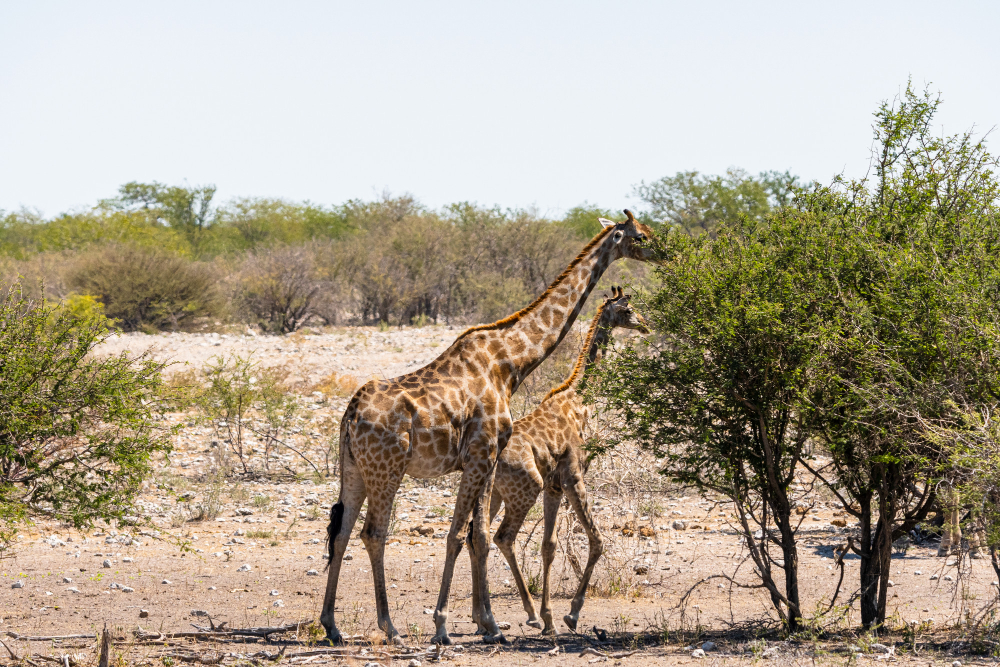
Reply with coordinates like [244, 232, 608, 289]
[320, 456, 366, 644]
[434, 458, 505, 645]
[561, 476, 603, 633]
[538, 487, 562, 635]
[469, 486, 503, 634]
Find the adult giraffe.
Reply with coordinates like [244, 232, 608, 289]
[469, 288, 650, 636]
[320, 210, 656, 646]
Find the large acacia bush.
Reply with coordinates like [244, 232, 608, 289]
[0, 283, 170, 554]
[69, 243, 220, 331]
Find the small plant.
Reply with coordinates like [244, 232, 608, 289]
[252, 494, 272, 510]
[611, 612, 633, 636]
[526, 571, 541, 596]
[246, 529, 274, 539]
[639, 499, 664, 518]
[408, 622, 423, 644]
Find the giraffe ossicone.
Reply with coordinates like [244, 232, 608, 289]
[319, 210, 656, 646]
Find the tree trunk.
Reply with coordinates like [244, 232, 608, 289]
[778, 514, 801, 632]
[857, 492, 880, 627]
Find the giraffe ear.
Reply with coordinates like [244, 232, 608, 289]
[598, 218, 616, 229]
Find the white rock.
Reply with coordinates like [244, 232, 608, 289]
[702, 641, 716, 651]
[273, 600, 284, 607]
[930, 574, 939, 580]
[344, 554, 353, 561]
[162, 579, 172, 585]
[497, 621, 511, 630]
[306, 569, 319, 576]
[121, 586, 135, 593]
[914, 570, 922, 575]
[122, 557, 134, 563]
[11, 581, 23, 589]
[952, 661, 962, 667]
[408, 660, 422, 667]
[691, 649, 705, 658]
[62, 577, 72, 583]
[270, 589, 280, 596]
[886, 580, 895, 587]
[237, 564, 252, 572]
[673, 520, 686, 530]
[191, 610, 209, 617]
[944, 574, 954, 582]
[423, 608, 433, 615]
[102, 559, 112, 568]
[67, 587, 80, 593]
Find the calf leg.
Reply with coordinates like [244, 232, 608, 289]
[538, 487, 562, 635]
[491, 490, 542, 630]
[562, 476, 604, 632]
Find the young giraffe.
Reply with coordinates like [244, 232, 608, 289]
[320, 211, 656, 646]
[468, 288, 650, 635]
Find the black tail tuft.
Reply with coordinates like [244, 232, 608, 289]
[325, 501, 344, 571]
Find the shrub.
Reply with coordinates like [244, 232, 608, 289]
[69, 244, 219, 331]
[197, 354, 300, 475]
[235, 245, 323, 333]
[0, 282, 170, 555]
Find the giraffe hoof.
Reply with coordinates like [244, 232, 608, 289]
[563, 614, 578, 632]
[324, 631, 344, 646]
[483, 632, 508, 645]
[526, 619, 542, 629]
[541, 627, 556, 637]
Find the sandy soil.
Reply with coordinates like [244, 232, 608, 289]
[3, 327, 997, 666]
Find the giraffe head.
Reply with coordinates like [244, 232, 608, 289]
[598, 209, 657, 262]
[603, 286, 650, 334]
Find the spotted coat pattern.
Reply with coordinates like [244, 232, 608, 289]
[319, 211, 655, 645]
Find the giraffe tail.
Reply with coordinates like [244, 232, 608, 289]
[325, 501, 344, 572]
[326, 401, 357, 571]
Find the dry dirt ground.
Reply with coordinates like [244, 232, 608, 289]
[3, 326, 999, 666]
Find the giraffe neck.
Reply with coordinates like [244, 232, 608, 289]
[503, 231, 618, 391]
[542, 304, 613, 402]
[449, 226, 619, 396]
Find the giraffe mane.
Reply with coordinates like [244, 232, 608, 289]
[541, 299, 608, 403]
[454, 225, 616, 341]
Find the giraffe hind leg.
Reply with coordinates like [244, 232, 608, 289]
[358, 453, 409, 644]
[319, 453, 366, 643]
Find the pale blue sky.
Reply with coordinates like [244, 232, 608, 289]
[2, 1, 998, 218]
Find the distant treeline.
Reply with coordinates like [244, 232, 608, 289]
[0, 169, 801, 332]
